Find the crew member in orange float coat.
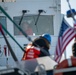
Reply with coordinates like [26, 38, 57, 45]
[22, 33, 51, 60]
[72, 38, 76, 57]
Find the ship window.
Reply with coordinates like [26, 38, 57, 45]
[0, 16, 7, 35]
[13, 15, 54, 35]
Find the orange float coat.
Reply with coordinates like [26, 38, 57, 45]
[22, 44, 40, 60]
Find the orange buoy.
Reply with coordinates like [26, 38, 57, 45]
[54, 57, 76, 75]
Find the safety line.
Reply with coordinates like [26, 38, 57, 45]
[0, 6, 32, 42]
[0, 6, 50, 56]
[0, 25, 18, 61]
[0, 23, 25, 52]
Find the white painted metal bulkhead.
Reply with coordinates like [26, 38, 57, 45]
[0, 0, 61, 66]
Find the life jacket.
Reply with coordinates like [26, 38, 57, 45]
[22, 44, 40, 60]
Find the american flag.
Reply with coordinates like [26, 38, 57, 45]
[54, 18, 76, 63]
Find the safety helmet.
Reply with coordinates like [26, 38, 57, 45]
[41, 33, 51, 44]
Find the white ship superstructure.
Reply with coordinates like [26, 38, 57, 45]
[0, 0, 61, 68]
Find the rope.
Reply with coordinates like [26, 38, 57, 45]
[0, 6, 50, 57]
[0, 25, 18, 61]
[0, 25, 31, 74]
[0, 6, 32, 42]
[0, 23, 25, 52]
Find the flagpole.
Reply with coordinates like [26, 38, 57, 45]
[64, 49, 67, 59]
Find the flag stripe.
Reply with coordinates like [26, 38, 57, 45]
[55, 30, 75, 63]
[63, 28, 73, 43]
[54, 18, 75, 63]
[62, 32, 75, 52]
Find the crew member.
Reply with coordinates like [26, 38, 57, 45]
[22, 33, 51, 60]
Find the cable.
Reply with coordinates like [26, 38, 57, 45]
[0, 23, 25, 52]
[0, 25, 18, 61]
[0, 6, 50, 56]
